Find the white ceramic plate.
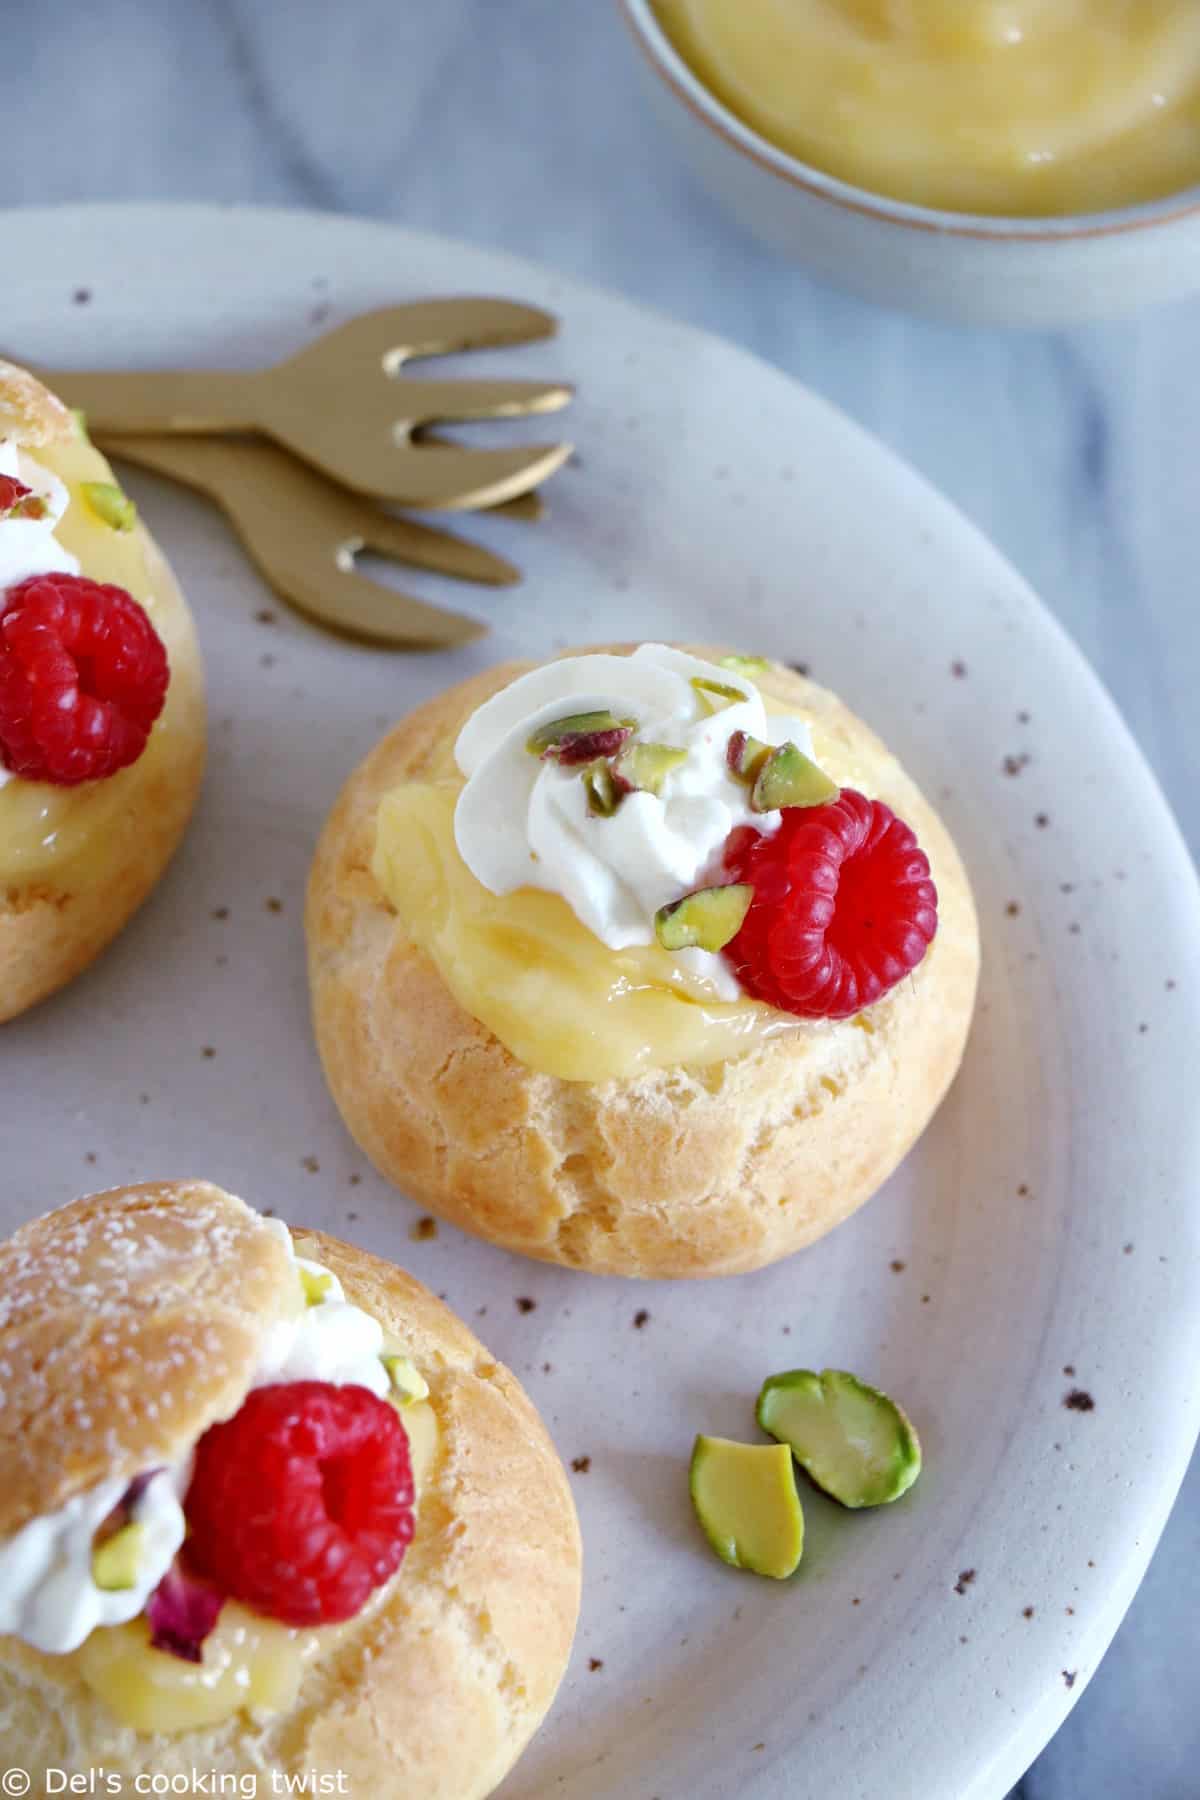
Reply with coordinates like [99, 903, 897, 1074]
[3, 206, 1199, 1800]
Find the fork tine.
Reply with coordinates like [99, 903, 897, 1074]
[102, 432, 489, 649]
[413, 428, 547, 520]
[340, 440, 572, 510]
[394, 376, 572, 428]
[489, 489, 544, 522]
[282, 558, 487, 649]
[284, 300, 561, 370]
[361, 509, 519, 588]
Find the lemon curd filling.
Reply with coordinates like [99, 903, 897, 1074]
[71, 1397, 438, 1735]
[372, 690, 870, 1084]
[0, 431, 193, 887]
[652, 0, 1200, 217]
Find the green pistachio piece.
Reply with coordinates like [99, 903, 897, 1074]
[91, 1521, 147, 1592]
[382, 1353, 430, 1405]
[80, 480, 137, 532]
[751, 742, 839, 813]
[756, 1368, 922, 1509]
[71, 407, 90, 443]
[583, 761, 621, 817]
[299, 1265, 334, 1307]
[726, 729, 773, 786]
[655, 883, 753, 953]
[720, 654, 773, 677]
[526, 711, 632, 758]
[690, 675, 747, 715]
[614, 741, 688, 796]
[689, 1436, 804, 1579]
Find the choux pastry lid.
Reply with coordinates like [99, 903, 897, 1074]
[0, 1181, 297, 1539]
[0, 361, 74, 451]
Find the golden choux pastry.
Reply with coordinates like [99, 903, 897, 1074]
[0, 1181, 581, 1799]
[308, 644, 979, 1278]
[0, 362, 205, 1023]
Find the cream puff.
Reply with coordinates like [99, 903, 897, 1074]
[307, 643, 980, 1278]
[0, 362, 205, 1022]
[0, 1181, 581, 1797]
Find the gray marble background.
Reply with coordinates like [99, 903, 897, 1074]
[6, 3, 1199, 1795]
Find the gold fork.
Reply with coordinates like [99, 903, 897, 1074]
[29, 299, 573, 510]
[104, 434, 511, 648]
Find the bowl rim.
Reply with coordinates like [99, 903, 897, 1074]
[619, 0, 1200, 243]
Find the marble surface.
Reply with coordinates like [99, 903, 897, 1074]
[4, 3, 1198, 1795]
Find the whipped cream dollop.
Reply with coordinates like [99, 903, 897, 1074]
[0, 438, 80, 793]
[0, 1222, 392, 1655]
[454, 645, 813, 964]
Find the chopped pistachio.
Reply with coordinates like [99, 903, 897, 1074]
[726, 729, 772, 787]
[757, 1368, 922, 1508]
[614, 741, 688, 796]
[299, 1265, 334, 1307]
[80, 480, 137, 532]
[583, 761, 621, 817]
[751, 742, 839, 813]
[382, 1354, 430, 1405]
[655, 883, 753, 953]
[71, 407, 90, 442]
[690, 675, 746, 715]
[689, 1436, 804, 1579]
[92, 1520, 147, 1592]
[525, 711, 635, 764]
[720, 653, 772, 677]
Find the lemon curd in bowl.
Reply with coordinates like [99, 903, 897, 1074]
[651, 0, 1200, 218]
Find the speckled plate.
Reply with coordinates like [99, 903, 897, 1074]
[4, 206, 1199, 1800]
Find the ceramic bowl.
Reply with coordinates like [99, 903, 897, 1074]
[619, 0, 1200, 326]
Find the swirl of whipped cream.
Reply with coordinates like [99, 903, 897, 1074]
[0, 1222, 394, 1655]
[0, 439, 80, 792]
[0, 441, 79, 592]
[454, 644, 813, 952]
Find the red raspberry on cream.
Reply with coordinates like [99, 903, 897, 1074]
[724, 789, 939, 1019]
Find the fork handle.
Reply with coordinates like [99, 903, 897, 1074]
[29, 368, 257, 433]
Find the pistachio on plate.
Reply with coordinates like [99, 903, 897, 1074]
[756, 1368, 922, 1509]
[690, 1436, 804, 1579]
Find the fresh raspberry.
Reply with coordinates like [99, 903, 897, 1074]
[183, 1381, 415, 1627]
[0, 572, 168, 784]
[0, 475, 47, 521]
[724, 789, 938, 1020]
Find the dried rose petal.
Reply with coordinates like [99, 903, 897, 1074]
[146, 1559, 224, 1663]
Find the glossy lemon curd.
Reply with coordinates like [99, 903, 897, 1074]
[652, 0, 1200, 217]
[73, 1397, 438, 1735]
[371, 694, 865, 1084]
[0, 432, 193, 888]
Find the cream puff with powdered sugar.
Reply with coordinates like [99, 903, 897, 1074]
[0, 1181, 580, 1797]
